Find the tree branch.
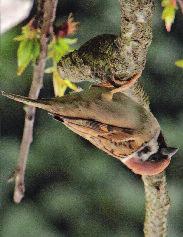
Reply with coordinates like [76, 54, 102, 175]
[13, 0, 58, 203]
[59, 1, 170, 236]
[11, 1, 171, 236]
[142, 173, 170, 237]
[117, 0, 154, 77]
[58, 0, 154, 85]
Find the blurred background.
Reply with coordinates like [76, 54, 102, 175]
[1, 0, 183, 236]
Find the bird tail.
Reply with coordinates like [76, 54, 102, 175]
[1, 91, 54, 113]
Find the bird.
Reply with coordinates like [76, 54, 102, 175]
[2, 76, 178, 176]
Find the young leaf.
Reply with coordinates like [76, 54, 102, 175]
[17, 39, 41, 75]
[53, 69, 67, 96]
[161, 0, 177, 32]
[64, 79, 77, 91]
[14, 35, 27, 41]
[15, 20, 41, 75]
[175, 59, 183, 68]
[32, 39, 40, 62]
[53, 69, 77, 97]
[48, 37, 77, 63]
[17, 40, 34, 75]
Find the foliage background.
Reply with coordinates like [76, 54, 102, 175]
[1, 0, 183, 236]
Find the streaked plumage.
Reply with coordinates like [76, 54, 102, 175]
[2, 83, 177, 176]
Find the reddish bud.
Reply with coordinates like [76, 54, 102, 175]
[55, 13, 79, 37]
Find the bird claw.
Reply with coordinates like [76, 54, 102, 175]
[101, 72, 141, 101]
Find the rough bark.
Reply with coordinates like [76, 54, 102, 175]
[58, 1, 171, 236]
[58, 0, 154, 86]
[142, 173, 170, 237]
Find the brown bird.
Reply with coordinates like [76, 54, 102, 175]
[2, 77, 177, 176]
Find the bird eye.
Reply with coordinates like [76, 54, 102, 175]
[139, 146, 151, 155]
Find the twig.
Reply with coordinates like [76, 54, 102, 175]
[13, 0, 58, 203]
[142, 173, 170, 237]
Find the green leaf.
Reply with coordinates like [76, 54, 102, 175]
[162, 6, 176, 31]
[53, 69, 67, 96]
[14, 24, 40, 41]
[53, 69, 77, 97]
[161, 0, 177, 32]
[64, 79, 77, 91]
[32, 39, 40, 62]
[14, 35, 26, 41]
[17, 40, 34, 75]
[17, 39, 40, 75]
[175, 59, 183, 68]
[48, 37, 77, 63]
[22, 24, 30, 35]
[162, 0, 170, 7]
[15, 22, 41, 75]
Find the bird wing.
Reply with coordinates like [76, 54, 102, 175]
[52, 115, 142, 158]
[53, 115, 135, 142]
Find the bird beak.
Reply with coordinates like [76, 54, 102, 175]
[161, 147, 178, 157]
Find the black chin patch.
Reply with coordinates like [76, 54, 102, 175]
[157, 132, 167, 148]
[148, 152, 167, 162]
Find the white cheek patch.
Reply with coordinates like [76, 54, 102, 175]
[121, 133, 159, 164]
[140, 139, 159, 162]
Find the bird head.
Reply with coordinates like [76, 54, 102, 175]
[122, 132, 178, 176]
